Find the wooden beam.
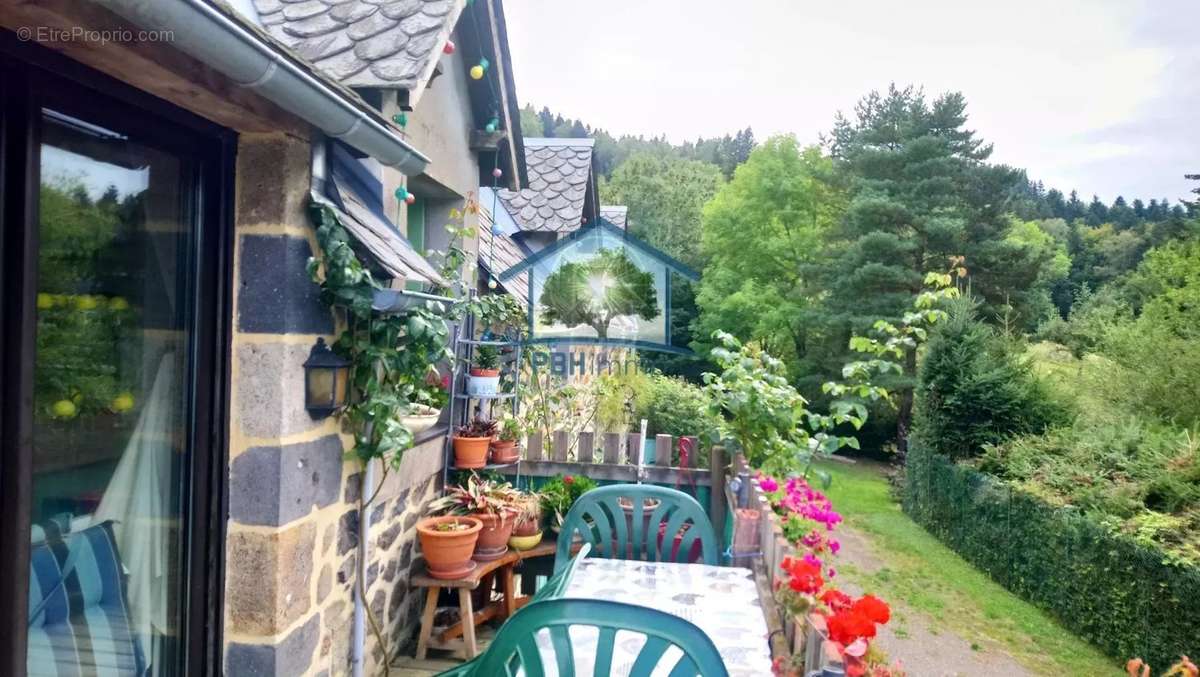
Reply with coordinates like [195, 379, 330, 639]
[0, 0, 306, 135]
[508, 460, 712, 487]
[654, 434, 671, 466]
[710, 445, 727, 538]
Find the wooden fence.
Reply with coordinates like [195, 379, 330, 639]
[502, 430, 728, 540]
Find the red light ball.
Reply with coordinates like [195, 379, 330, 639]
[443, 40, 455, 55]
[492, 168, 503, 178]
[405, 193, 416, 205]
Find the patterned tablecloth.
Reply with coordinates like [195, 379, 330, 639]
[538, 558, 772, 677]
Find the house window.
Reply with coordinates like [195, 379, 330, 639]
[1, 42, 230, 677]
[407, 196, 426, 253]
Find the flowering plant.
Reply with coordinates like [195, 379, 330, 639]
[762, 471, 897, 677]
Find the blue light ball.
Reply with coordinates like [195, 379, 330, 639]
[491, 224, 503, 236]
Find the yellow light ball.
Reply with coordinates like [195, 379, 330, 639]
[52, 399, 77, 419]
[110, 392, 135, 413]
[469, 65, 484, 80]
[109, 296, 130, 311]
[37, 293, 54, 310]
[75, 295, 99, 311]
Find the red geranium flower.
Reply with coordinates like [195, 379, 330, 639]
[563, 475, 574, 485]
[783, 558, 824, 595]
[851, 594, 891, 625]
[820, 588, 853, 612]
[826, 609, 877, 645]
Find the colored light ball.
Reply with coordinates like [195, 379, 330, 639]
[479, 57, 489, 70]
[469, 65, 484, 80]
[405, 193, 416, 205]
[392, 112, 407, 127]
[442, 40, 456, 55]
[394, 186, 408, 201]
[484, 121, 497, 134]
[491, 224, 503, 236]
[487, 277, 498, 289]
[492, 167, 503, 178]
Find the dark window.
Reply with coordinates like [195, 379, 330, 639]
[1, 34, 232, 677]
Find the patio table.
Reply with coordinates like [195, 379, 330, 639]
[553, 558, 772, 677]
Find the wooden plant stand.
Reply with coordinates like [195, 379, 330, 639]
[412, 541, 558, 660]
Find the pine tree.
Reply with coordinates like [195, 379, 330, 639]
[1085, 194, 1109, 226]
[1065, 190, 1086, 221]
[824, 85, 1043, 445]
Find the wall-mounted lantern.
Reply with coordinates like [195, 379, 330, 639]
[304, 337, 351, 419]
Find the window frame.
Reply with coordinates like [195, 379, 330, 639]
[0, 31, 234, 677]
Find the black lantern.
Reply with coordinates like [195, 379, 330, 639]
[303, 338, 351, 419]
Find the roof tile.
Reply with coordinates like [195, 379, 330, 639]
[496, 139, 595, 232]
[329, 1, 378, 22]
[261, 0, 458, 88]
[281, 12, 343, 37]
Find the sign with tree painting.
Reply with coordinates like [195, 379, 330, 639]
[498, 219, 698, 354]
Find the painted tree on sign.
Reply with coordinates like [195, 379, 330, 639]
[538, 248, 658, 339]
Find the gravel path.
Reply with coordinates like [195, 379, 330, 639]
[833, 526, 1035, 677]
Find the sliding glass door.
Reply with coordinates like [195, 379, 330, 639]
[1, 40, 231, 677]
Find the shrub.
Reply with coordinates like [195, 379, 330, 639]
[595, 369, 722, 450]
[914, 297, 1067, 460]
[904, 441, 1200, 669]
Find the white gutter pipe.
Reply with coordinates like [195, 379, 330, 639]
[96, 0, 431, 175]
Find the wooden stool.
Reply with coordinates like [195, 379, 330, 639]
[412, 541, 558, 660]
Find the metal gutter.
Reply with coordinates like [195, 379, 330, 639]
[96, 0, 431, 175]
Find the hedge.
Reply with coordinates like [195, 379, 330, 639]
[904, 442, 1200, 668]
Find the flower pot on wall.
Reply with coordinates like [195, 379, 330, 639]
[508, 530, 543, 551]
[472, 513, 515, 561]
[465, 368, 500, 396]
[400, 406, 441, 436]
[453, 435, 491, 468]
[489, 439, 520, 464]
[417, 516, 482, 579]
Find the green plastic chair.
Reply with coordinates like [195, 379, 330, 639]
[439, 598, 729, 677]
[553, 484, 718, 573]
[436, 544, 592, 677]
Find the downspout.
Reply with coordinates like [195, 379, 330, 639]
[313, 136, 371, 677]
[96, 0, 430, 175]
[354, 459, 375, 677]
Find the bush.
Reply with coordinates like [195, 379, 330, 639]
[593, 369, 722, 464]
[904, 442, 1200, 669]
[914, 298, 1066, 460]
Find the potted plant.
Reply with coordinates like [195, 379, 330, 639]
[452, 417, 496, 469]
[490, 416, 522, 464]
[427, 474, 522, 561]
[416, 515, 482, 579]
[401, 368, 449, 435]
[508, 494, 544, 550]
[539, 474, 598, 533]
[466, 345, 501, 396]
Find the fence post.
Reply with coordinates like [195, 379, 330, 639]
[553, 430, 569, 462]
[710, 444, 727, 543]
[654, 434, 672, 466]
[577, 431, 595, 464]
[527, 431, 543, 461]
[602, 433, 621, 465]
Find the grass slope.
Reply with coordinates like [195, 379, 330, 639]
[819, 460, 1120, 676]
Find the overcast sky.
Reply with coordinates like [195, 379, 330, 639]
[505, 0, 1198, 204]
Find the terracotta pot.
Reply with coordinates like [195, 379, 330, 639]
[657, 522, 704, 563]
[453, 435, 492, 468]
[417, 516, 482, 579]
[472, 512, 516, 561]
[512, 516, 541, 537]
[489, 439, 520, 464]
[619, 497, 661, 535]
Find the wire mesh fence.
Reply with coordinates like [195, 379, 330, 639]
[904, 445, 1200, 668]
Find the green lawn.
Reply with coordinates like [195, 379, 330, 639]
[818, 460, 1121, 677]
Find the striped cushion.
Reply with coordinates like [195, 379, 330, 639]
[27, 522, 146, 676]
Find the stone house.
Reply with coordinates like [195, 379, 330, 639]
[0, 1, 525, 675]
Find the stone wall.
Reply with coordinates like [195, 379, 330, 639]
[224, 132, 448, 676]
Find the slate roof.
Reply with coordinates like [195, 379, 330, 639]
[252, 0, 460, 89]
[478, 211, 530, 308]
[600, 206, 628, 229]
[496, 138, 594, 232]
